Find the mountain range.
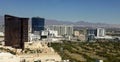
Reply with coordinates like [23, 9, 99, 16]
[45, 19, 120, 28]
[0, 16, 120, 28]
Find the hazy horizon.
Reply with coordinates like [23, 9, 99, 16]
[0, 15, 120, 25]
[0, 0, 120, 24]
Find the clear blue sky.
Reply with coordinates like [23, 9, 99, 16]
[0, 0, 120, 24]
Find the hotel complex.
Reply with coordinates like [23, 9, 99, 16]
[5, 15, 29, 49]
[0, 14, 119, 62]
[47, 25, 73, 36]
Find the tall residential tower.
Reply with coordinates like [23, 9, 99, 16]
[47, 25, 73, 36]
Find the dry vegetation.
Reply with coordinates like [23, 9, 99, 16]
[51, 41, 120, 62]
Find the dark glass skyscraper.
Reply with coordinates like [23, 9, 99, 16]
[32, 17, 45, 33]
[5, 15, 29, 49]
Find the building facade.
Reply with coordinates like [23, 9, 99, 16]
[86, 28, 105, 37]
[32, 17, 45, 33]
[97, 28, 105, 37]
[74, 31, 80, 37]
[47, 25, 73, 36]
[49, 30, 58, 37]
[86, 28, 106, 41]
[5, 15, 29, 49]
[86, 29, 97, 36]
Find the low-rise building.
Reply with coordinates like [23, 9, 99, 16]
[29, 33, 40, 41]
[74, 31, 80, 37]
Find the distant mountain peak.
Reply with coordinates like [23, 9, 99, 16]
[45, 19, 120, 28]
[0, 16, 120, 28]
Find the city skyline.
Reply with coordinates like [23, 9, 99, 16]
[0, 0, 120, 24]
